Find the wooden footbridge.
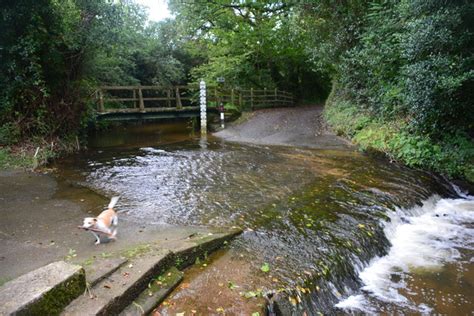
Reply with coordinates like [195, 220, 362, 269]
[95, 85, 294, 121]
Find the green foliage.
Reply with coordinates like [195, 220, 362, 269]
[168, 1, 330, 100]
[314, 0, 474, 136]
[311, 0, 474, 182]
[325, 100, 474, 182]
[0, 123, 21, 145]
[0, 1, 191, 148]
[324, 90, 373, 138]
[0, 147, 34, 169]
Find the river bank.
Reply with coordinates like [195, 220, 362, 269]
[324, 97, 474, 188]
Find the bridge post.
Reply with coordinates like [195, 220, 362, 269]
[98, 90, 105, 113]
[250, 88, 254, 110]
[200, 80, 207, 135]
[138, 88, 145, 112]
[238, 90, 242, 111]
[175, 87, 183, 109]
[133, 89, 137, 108]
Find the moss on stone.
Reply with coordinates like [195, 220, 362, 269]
[20, 268, 86, 316]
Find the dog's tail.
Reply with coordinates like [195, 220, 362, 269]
[108, 196, 120, 209]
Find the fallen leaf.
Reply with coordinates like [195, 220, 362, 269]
[289, 296, 297, 306]
[243, 291, 258, 298]
[261, 263, 270, 273]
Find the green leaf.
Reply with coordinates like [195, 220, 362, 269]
[261, 262, 270, 273]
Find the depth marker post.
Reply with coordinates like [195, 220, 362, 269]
[200, 80, 207, 135]
[216, 76, 225, 128]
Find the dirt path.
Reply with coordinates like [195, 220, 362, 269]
[214, 105, 352, 149]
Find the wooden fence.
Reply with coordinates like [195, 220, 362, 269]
[95, 85, 294, 113]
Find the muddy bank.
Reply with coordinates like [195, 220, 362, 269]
[214, 105, 352, 149]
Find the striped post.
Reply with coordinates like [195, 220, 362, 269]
[200, 80, 207, 135]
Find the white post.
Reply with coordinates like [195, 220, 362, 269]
[220, 111, 225, 129]
[200, 80, 207, 135]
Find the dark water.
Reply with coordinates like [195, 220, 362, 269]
[53, 121, 474, 315]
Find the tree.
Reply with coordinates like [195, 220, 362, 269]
[168, 0, 330, 100]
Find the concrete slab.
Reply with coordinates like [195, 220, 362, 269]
[0, 261, 85, 315]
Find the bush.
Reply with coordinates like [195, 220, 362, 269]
[331, 0, 473, 137]
[325, 99, 474, 182]
[0, 123, 21, 145]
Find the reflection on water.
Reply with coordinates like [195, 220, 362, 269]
[53, 121, 473, 314]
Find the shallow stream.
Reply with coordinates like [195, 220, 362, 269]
[53, 121, 473, 314]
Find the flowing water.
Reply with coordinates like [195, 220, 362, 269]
[53, 121, 473, 314]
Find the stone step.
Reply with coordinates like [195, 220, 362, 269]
[62, 228, 242, 315]
[62, 250, 173, 316]
[84, 258, 128, 287]
[119, 267, 183, 316]
[0, 261, 85, 315]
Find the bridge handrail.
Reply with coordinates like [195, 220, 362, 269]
[95, 85, 294, 113]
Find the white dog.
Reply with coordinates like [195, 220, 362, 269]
[82, 196, 119, 245]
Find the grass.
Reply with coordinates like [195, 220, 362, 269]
[0, 147, 35, 169]
[324, 99, 474, 183]
[0, 137, 78, 170]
